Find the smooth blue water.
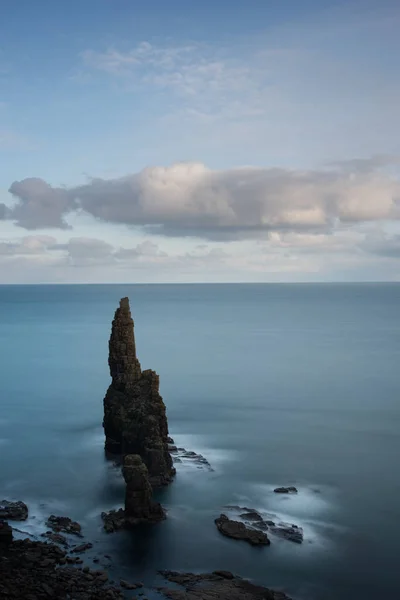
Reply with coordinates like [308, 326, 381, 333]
[0, 284, 399, 599]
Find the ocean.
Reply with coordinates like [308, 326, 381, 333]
[0, 283, 399, 599]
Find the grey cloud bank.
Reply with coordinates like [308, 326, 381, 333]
[4, 160, 400, 240]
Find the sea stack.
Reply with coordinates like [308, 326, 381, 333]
[101, 454, 165, 532]
[123, 454, 165, 521]
[103, 297, 175, 486]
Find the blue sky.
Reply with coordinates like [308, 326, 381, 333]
[0, 0, 399, 282]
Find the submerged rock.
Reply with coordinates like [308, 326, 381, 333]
[274, 487, 298, 494]
[0, 500, 28, 521]
[159, 571, 290, 600]
[102, 454, 165, 532]
[214, 514, 270, 546]
[103, 297, 175, 486]
[270, 522, 303, 544]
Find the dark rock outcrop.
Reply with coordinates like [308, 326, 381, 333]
[159, 571, 290, 600]
[0, 500, 28, 521]
[46, 515, 82, 536]
[274, 486, 298, 494]
[101, 454, 165, 532]
[224, 506, 303, 543]
[215, 514, 270, 546]
[103, 297, 175, 486]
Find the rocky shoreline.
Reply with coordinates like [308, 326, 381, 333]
[0, 516, 292, 599]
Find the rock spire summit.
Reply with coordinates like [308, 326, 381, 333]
[108, 297, 141, 389]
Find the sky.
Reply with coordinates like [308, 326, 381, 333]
[1, 0, 399, 283]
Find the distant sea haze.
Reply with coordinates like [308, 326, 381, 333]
[0, 283, 399, 600]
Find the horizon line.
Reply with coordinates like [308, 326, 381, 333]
[0, 281, 399, 286]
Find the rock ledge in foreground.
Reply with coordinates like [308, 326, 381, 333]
[0, 537, 124, 599]
[159, 571, 290, 600]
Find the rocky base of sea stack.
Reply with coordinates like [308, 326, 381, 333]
[101, 506, 166, 533]
[101, 454, 166, 533]
[159, 571, 291, 600]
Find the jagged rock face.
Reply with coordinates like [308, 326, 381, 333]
[123, 454, 165, 521]
[103, 297, 175, 486]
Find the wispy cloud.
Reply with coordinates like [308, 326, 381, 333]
[80, 40, 288, 121]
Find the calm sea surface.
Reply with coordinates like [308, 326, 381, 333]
[0, 284, 399, 599]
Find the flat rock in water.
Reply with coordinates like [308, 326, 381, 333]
[225, 506, 302, 542]
[172, 447, 213, 471]
[274, 487, 298, 494]
[215, 514, 270, 546]
[159, 571, 290, 600]
[0, 500, 28, 521]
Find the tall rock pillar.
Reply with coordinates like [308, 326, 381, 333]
[103, 297, 175, 486]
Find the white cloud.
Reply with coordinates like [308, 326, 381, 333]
[4, 160, 400, 240]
